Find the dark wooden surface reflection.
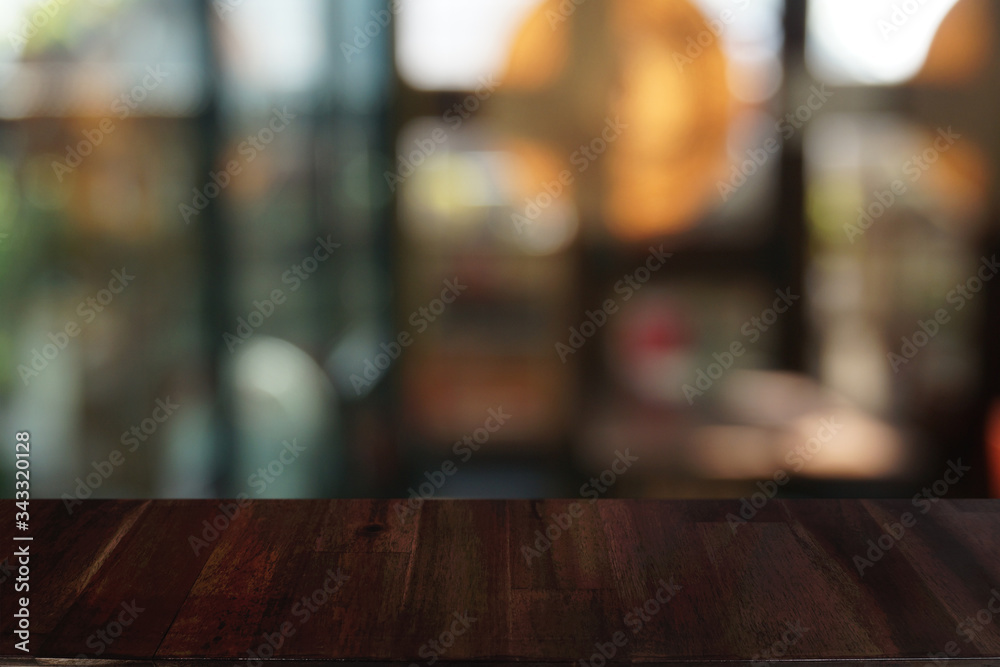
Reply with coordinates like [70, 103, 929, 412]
[1, 499, 999, 665]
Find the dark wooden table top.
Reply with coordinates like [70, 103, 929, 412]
[2, 499, 1000, 666]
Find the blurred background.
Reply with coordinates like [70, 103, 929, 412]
[1, 0, 999, 501]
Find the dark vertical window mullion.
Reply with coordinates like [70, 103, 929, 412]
[194, 0, 237, 495]
[776, 0, 808, 373]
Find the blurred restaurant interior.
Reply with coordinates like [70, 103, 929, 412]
[1, 0, 1000, 501]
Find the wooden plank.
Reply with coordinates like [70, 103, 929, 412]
[0, 500, 150, 653]
[36, 501, 225, 659]
[154, 500, 322, 659]
[508, 499, 613, 590]
[0, 499, 998, 665]
[393, 500, 510, 660]
[312, 498, 420, 553]
[262, 550, 407, 659]
[506, 499, 622, 660]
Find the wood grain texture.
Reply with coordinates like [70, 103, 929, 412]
[1, 499, 999, 665]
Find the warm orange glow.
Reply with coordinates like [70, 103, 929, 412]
[499, 138, 581, 253]
[925, 139, 991, 234]
[918, 0, 995, 84]
[503, 138, 572, 202]
[493, 0, 731, 241]
[989, 400, 1000, 497]
[66, 121, 161, 240]
[605, 0, 731, 240]
[501, 0, 571, 91]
